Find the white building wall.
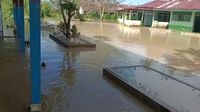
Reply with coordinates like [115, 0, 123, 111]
[124, 20, 141, 26]
[152, 21, 169, 28]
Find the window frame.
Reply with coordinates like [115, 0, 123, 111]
[172, 11, 192, 22]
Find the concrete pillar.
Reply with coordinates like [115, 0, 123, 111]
[129, 11, 131, 20]
[141, 11, 144, 25]
[170, 11, 173, 22]
[191, 11, 195, 32]
[29, 0, 41, 111]
[18, 0, 25, 52]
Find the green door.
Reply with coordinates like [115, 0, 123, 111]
[194, 12, 200, 33]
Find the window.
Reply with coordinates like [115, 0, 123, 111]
[130, 13, 137, 20]
[126, 13, 129, 20]
[154, 11, 170, 22]
[138, 12, 143, 20]
[118, 13, 123, 19]
[172, 15, 178, 21]
[129, 12, 143, 20]
[196, 12, 200, 16]
[172, 11, 192, 22]
[184, 15, 191, 21]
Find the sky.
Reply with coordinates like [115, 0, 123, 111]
[122, 0, 152, 5]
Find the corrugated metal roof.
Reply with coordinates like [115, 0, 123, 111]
[120, 0, 200, 11]
[168, 0, 200, 10]
[147, 0, 200, 10]
[140, 0, 170, 8]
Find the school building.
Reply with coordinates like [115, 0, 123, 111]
[117, 0, 200, 33]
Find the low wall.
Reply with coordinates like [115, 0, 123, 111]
[152, 21, 169, 29]
[169, 22, 193, 32]
[124, 20, 141, 27]
[117, 18, 124, 24]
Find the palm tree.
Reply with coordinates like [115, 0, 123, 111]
[58, 0, 68, 36]
[61, 1, 78, 37]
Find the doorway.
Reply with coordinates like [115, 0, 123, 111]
[193, 12, 200, 33]
[143, 12, 153, 27]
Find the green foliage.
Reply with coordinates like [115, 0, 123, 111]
[1, 0, 13, 24]
[84, 11, 117, 21]
[71, 24, 80, 38]
[24, 0, 29, 17]
[61, 1, 78, 12]
[58, 0, 79, 37]
[42, 2, 53, 18]
[58, 21, 66, 31]
[84, 12, 100, 19]
[103, 13, 117, 20]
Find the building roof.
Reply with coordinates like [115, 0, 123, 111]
[167, 0, 200, 10]
[145, 0, 200, 10]
[140, 0, 169, 9]
[118, 0, 170, 11]
[120, 0, 200, 11]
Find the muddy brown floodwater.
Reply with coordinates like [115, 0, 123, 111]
[41, 31, 156, 112]
[1, 21, 200, 112]
[42, 22, 200, 112]
[74, 22, 200, 88]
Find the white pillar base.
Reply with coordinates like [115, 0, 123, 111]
[30, 104, 41, 112]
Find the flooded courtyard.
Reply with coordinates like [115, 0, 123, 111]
[0, 22, 200, 112]
[75, 22, 200, 74]
[41, 22, 200, 111]
[41, 30, 156, 112]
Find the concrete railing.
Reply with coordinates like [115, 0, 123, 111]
[117, 18, 124, 24]
[152, 21, 169, 29]
[124, 20, 141, 27]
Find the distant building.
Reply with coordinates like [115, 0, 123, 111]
[117, 0, 200, 33]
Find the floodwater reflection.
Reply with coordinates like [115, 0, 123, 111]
[75, 22, 200, 74]
[41, 22, 200, 112]
[41, 31, 157, 112]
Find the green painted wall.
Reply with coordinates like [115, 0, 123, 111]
[169, 11, 195, 32]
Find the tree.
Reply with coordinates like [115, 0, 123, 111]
[80, 0, 124, 20]
[24, 0, 29, 17]
[50, 0, 79, 38]
[1, 0, 13, 24]
[41, 2, 52, 18]
[61, 1, 78, 37]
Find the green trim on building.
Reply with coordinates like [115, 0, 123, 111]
[169, 24, 193, 32]
[169, 11, 195, 32]
[117, 9, 200, 33]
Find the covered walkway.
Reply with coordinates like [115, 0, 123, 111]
[0, 0, 41, 111]
[0, 38, 30, 112]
